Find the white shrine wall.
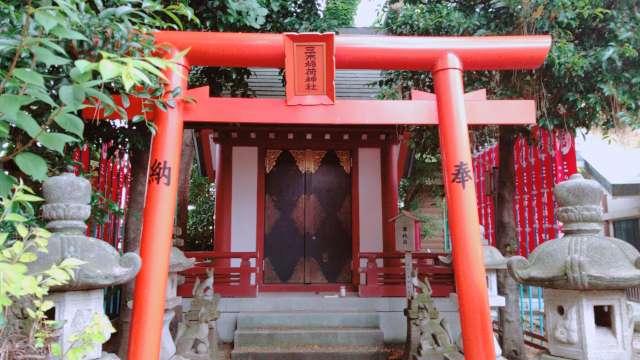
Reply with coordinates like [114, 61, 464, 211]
[230, 146, 258, 258]
[357, 148, 384, 253]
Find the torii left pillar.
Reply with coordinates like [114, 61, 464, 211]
[128, 46, 188, 360]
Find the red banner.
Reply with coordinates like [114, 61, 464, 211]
[472, 128, 577, 254]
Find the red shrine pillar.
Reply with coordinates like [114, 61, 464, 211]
[128, 47, 188, 360]
[433, 53, 495, 359]
[381, 141, 400, 252]
[214, 142, 232, 253]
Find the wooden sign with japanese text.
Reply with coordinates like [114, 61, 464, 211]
[284, 33, 335, 105]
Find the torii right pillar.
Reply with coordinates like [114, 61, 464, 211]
[433, 53, 495, 357]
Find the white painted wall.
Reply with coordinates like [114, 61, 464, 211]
[358, 148, 383, 252]
[230, 146, 258, 253]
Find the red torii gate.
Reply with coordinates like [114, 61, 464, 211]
[122, 31, 550, 360]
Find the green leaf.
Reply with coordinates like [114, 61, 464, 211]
[0, 95, 34, 121]
[51, 25, 88, 41]
[121, 67, 135, 91]
[54, 113, 84, 137]
[0, 172, 15, 197]
[0, 122, 9, 138]
[15, 223, 28, 238]
[59, 85, 85, 108]
[98, 59, 122, 81]
[59, 257, 86, 268]
[19, 252, 37, 263]
[14, 68, 45, 87]
[15, 111, 41, 138]
[75, 60, 97, 73]
[13, 192, 43, 202]
[32, 47, 70, 66]
[4, 213, 27, 222]
[37, 132, 77, 154]
[14, 152, 48, 181]
[26, 87, 56, 107]
[34, 10, 60, 33]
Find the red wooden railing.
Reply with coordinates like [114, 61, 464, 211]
[178, 251, 258, 297]
[358, 252, 454, 297]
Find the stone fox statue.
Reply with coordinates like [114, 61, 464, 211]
[174, 269, 219, 360]
[406, 270, 458, 360]
[192, 268, 214, 299]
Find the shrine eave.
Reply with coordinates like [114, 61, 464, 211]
[181, 87, 535, 126]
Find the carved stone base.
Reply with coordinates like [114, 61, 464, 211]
[539, 353, 572, 360]
[98, 352, 121, 360]
[49, 289, 106, 360]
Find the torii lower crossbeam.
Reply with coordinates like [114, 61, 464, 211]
[126, 32, 551, 360]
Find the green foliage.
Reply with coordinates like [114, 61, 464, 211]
[0, 0, 195, 192]
[381, 0, 640, 130]
[0, 182, 100, 357]
[64, 313, 115, 360]
[187, 0, 333, 96]
[324, 0, 360, 27]
[381, 0, 640, 204]
[185, 165, 215, 251]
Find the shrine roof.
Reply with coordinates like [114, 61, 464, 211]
[236, 68, 382, 100]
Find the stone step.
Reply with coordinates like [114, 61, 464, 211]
[234, 328, 384, 347]
[236, 311, 380, 329]
[231, 345, 386, 360]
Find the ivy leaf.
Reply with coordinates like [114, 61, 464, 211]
[14, 68, 45, 87]
[37, 132, 77, 154]
[32, 47, 70, 66]
[54, 113, 84, 137]
[14, 152, 48, 181]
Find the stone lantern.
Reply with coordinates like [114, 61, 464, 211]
[30, 172, 141, 359]
[480, 226, 508, 316]
[160, 228, 195, 360]
[509, 174, 640, 360]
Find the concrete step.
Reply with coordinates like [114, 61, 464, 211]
[234, 327, 384, 347]
[236, 311, 380, 329]
[231, 345, 386, 360]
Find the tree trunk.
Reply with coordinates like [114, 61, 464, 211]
[117, 135, 151, 358]
[495, 125, 526, 359]
[176, 129, 196, 240]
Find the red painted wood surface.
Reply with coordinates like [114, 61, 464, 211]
[358, 252, 454, 297]
[177, 251, 258, 297]
[155, 32, 551, 71]
[182, 87, 534, 126]
[284, 33, 336, 105]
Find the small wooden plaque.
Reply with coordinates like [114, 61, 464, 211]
[284, 33, 335, 105]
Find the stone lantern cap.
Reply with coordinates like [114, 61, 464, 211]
[30, 172, 141, 291]
[479, 225, 507, 270]
[483, 245, 507, 270]
[508, 173, 640, 290]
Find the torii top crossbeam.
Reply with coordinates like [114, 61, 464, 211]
[155, 31, 550, 70]
[127, 31, 551, 360]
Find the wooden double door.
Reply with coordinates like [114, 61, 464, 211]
[264, 149, 352, 284]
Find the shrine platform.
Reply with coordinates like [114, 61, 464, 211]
[182, 292, 461, 344]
